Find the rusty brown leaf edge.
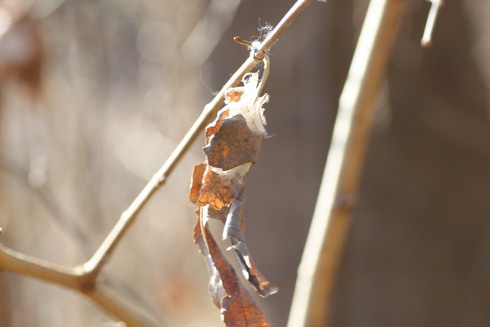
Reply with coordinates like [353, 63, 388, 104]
[194, 212, 273, 327]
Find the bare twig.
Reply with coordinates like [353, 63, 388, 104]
[79, 0, 316, 286]
[287, 0, 407, 326]
[0, 244, 80, 290]
[421, 0, 443, 47]
[257, 0, 313, 54]
[0, 0, 318, 325]
[0, 244, 158, 327]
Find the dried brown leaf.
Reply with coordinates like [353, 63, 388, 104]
[225, 88, 244, 103]
[194, 215, 272, 327]
[205, 109, 230, 144]
[189, 163, 235, 210]
[224, 190, 278, 297]
[189, 162, 206, 205]
[190, 72, 276, 326]
[204, 114, 263, 171]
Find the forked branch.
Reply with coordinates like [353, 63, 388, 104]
[0, 244, 159, 327]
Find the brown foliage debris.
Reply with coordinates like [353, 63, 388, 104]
[189, 72, 277, 326]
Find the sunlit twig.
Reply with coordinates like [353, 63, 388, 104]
[421, 0, 444, 47]
[0, 244, 160, 327]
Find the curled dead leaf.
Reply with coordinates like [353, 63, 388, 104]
[190, 163, 252, 210]
[204, 114, 263, 171]
[205, 109, 230, 144]
[224, 189, 278, 297]
[194, 215, 273, 327]
[189, 71, 276, 326]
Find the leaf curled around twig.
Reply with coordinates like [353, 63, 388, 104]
[189, 70, 276, 326]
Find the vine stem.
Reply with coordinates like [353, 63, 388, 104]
[0, 0, 317, 325]
[287, 0, 407, 326]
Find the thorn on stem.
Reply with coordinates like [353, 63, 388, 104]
[234, 36, 252, 48]
[421, 0, 443, 48]
[234, 36, 267, 61]
[253, 50, 266, 61]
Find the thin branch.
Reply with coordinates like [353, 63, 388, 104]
[80, 0, 317, 283]
[258, 0, 314, 54]
[0, 244, 81, 290]
[0, 244, 160, 327]
[287, 0, 408, 326]
[421, 0, 443, 47]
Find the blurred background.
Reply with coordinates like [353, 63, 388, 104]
[0, 0, 489, 326]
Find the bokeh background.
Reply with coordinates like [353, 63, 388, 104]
[0, 0, 489, 326]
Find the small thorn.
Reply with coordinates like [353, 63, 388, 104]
[421, 0, 443, 48]
[233, 36, 252, 48]
[234, 36, 267, 62]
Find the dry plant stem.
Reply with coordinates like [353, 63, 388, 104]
[0, 0, 317, 325]
[421, 0, 443, 47]
[82, 0, 316, 282]
[80, 57, 259, 278]
[258, 0, 314, 54]
[287, 0, 407, 326]
[0, 244, 157, 327]
[0, 244, 80, 290]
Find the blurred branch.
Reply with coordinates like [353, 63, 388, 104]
[0, 0, 318, 325]
[287, 0, 407, 326]
[421, 0, 443, 47]
[0, 244, 159, 327]
[0, 243, 80, 290]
